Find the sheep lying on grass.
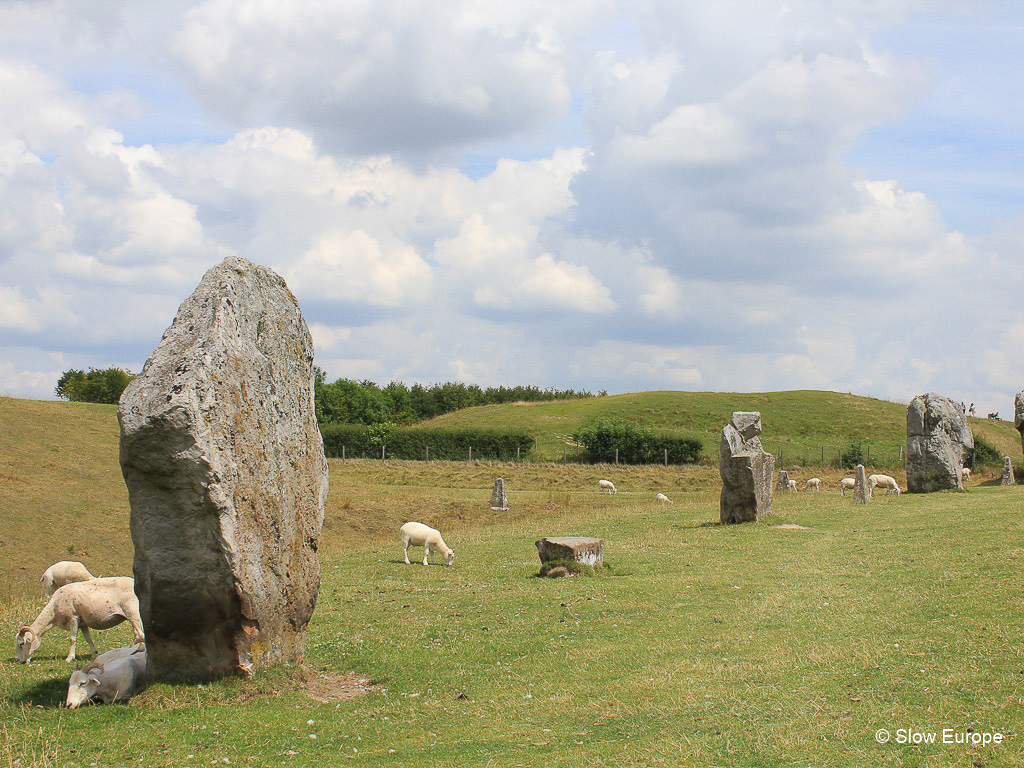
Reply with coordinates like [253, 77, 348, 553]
[16, 577, 144, 663]
[41, 561, 95, 596]
[868, 474, 901, 496]
[400, 522, 455, 566]
[66, 646, 147, 708]
[598, 479, 617, 494]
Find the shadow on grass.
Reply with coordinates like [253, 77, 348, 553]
[11, 675, 67, 708]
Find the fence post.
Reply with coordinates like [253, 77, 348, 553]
[899, 445, 903, 462]
[780, 447, 784, 464]
[615, 448, 619, 465]
[342, 446, 345, 461]
[664, 448, 668, 466]
[563, 446, 567, 463]
[821, 445, 824, 464]
[839, 450, 842, 467]
[867, 445, 871, 461]
[426, 446, 429, 462]
[517, 445, 520, 463]
[381, 445, 385, 461]
[469, 446, 472, 461]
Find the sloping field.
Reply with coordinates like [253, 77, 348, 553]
[426, 389, 1023, 464]
[3, 394, 1024, 766]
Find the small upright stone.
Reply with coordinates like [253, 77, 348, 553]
[1002, 456, 1016, 486]
[119, 257, 329, 681]
[535, 537, 603, 567]
[720, 411, 775, 524]
[906, 393, 974, 492]
[853, 464, 871, 504]
[776, 469, 790, 492]
[490, 478, 510, 511]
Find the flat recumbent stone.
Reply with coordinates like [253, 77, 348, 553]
[535, 537, 604, 567]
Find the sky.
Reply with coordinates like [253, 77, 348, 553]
[1, 0, 1023, 417]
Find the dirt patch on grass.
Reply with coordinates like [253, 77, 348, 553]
[771, 523, 810, 530]
[301, 668, 377, 703]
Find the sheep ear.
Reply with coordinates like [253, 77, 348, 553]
[87, 675, 101, 686]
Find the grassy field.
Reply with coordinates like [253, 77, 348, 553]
[3, 396, 1024, 766]
[426, 389, 1023, 466]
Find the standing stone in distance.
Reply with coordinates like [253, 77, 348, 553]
[490, 478, 510, 511]
[906, 393, 974, 493]
[720, 411, 775, 524]
[776, 469, 790, 492]
[1015, 391, 1024, 463]
[119, 257, 329, 681]
[853, 464, 871, 504]
[1002, 456, 1016, 486]
[535, 537, 604, 567]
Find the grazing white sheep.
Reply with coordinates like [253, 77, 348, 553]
[839, 478, 856, 495]
[15, 577, 144, 663]
[656, 493, 670, 504]
[786, 479, 798, 492]
[803, 478, 821, 492]
[868, 474, 901, 496]
[41, 561, 95, 596]
[598, 479, 617, 494]
[961, 467, 971, 482]
[400, 522, 455, 566]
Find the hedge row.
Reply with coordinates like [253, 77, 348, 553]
[320, 423, 535, 461]
[571, 422, 703, 465]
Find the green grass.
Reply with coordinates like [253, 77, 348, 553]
[425, 389, 1023, 466]
[3, 396, 1024, 766]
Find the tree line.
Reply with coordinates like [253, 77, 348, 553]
[314, 370, 595, 426]
[54, 366, 595, 426]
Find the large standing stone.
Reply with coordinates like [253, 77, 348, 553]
[853, 464, 871, 504]
[776, 469, 790, 492]
[1002, 456, 1016, 486]
[490, 478, 510, 511]
[906, 393, 974, 493]
[720, 412, 775, 524]
[118, 257, 329, 681]
[535, 537, 604, 566]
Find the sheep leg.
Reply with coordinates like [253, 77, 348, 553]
[403, 538, 411, 565]
[423, 544, 431, 566]
[80, 625, 99, 657]
[127, 610, 145, 644]
[65, 617, 79, 663]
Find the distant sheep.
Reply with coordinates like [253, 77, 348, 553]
[400, 522, 455, 566]
[868, 474, 901, 496]
[41, 561, 95, 596]
[803, 478, 821, 492]
[656, 493, 670, 504]
[598, 479, 617, 494]
[839, 478, 856, 495]
[786, 479, 798, 492]
[961, 467, 971, 482]
[16, 577, 144, 663]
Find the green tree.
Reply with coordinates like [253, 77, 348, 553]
[55, 367, 135, 404]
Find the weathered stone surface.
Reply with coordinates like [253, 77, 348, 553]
[906, 393, 974, 493]
[535, 537, 604, 566]
[1002, 456, 1016, 486]
[119, 256, 329, 681]
[776, 469, 790, 492]
[720, 411, 775, 524]
[490, 478, 509, 511]
[853, 464, 871, 504]
[1015, 392, 1024, 462]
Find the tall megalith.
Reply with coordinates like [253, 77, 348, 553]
[118, 257, 329, 680]
[906, 393, 974, 493]
[720, 411, 775, 524]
